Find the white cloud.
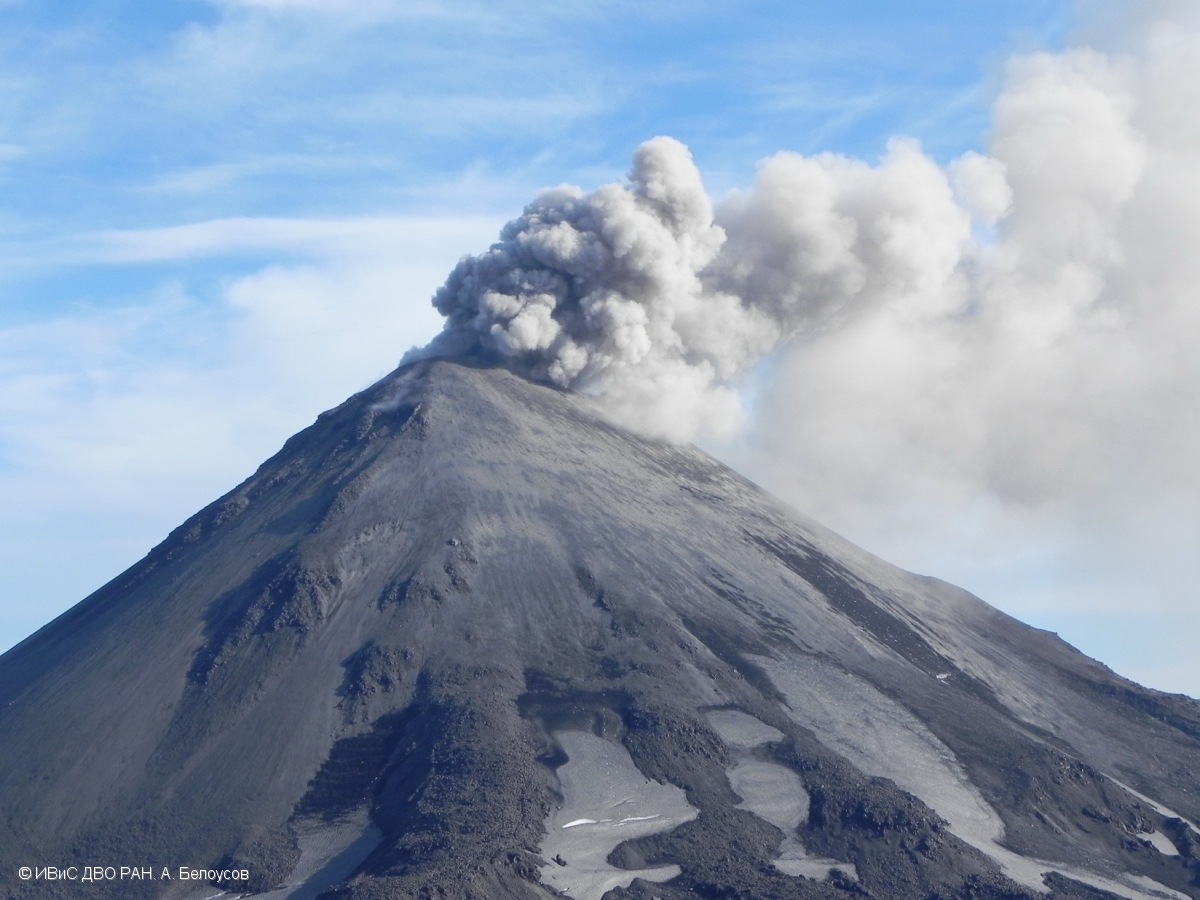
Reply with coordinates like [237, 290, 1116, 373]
[209, 0, 464, 18]
[0, 213, 501, 652]
[949, 152, 1011, 225]
[80, 215, 502, 263]
[718, 22, 1200, 694]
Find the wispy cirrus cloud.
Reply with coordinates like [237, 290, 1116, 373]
[79, 215, 502, 263]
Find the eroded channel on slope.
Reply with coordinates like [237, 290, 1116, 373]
[539, 730, 698, 900]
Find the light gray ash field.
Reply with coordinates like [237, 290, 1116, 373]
[1, 358, 1198, 900]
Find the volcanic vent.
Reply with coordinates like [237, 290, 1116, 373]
[1, 358, 1198, 900]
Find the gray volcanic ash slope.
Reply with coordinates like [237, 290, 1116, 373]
[1, 358, 1198, 900]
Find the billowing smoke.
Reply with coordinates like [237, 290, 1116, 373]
[417, 13, 1199, 585]
[415, 132, 994, 441]
[722, 21, 1200, 697]
[413, 12, 1200, 494]
[411, 110, 1024, 446]
[416, 137, 779, 441]
[413, 8, 1200, 696]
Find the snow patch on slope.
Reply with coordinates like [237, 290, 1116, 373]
[178, 810, 382, 900]
[1108, 777, 1200, 836]
[1140, 831, 1180, 857]
[757, 656, 1189, 900]
[706, 708, 784, 749]
[539, 731, 698, 900]
[706, 709, 857, 881]
[253, 810, 382, 900]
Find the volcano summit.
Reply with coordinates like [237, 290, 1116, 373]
[1, 358, 1198, 900]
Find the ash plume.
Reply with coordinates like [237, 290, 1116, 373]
[415, 137, 778, 441]
[412, 12, 1200, 656]
[408, 124, 996, 446]
[412, 11, 1200, 509]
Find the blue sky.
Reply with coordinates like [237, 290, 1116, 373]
[1, 0, 1072, 230]
[0, 0, 1064, 331]
[8, 0, 1199, 696]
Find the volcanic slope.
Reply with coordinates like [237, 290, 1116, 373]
[1, 358, 1199, 900]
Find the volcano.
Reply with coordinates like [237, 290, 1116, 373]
[1, 358, 1198, 900]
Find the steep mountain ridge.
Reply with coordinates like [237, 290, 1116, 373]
[0, 358, 1197, 900]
